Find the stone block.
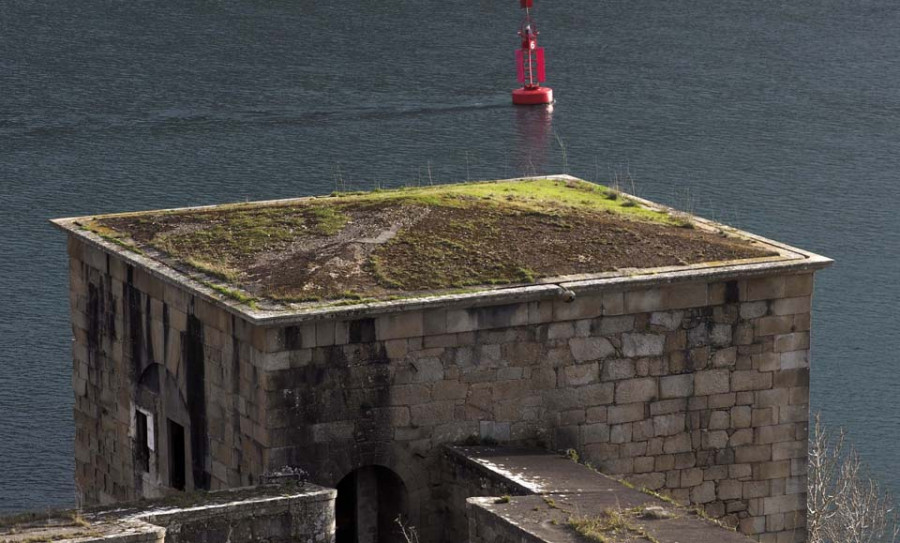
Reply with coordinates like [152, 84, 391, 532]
[615, 377, 658, 404]
[602, 359, 636, 381]
[732, 370, 773, 392]
[654, 455, 674, 471]
[695, 370, 730, 396]
[702, 430, 729, 450]
[389, 384, 431, 406]
[421, 308, 447, 336]
[779, 406, 809, 424]
[712, 347, 737, 368]
[408, 357, 443, 383]
[410, 401, 456, 426]
[650, 398, 687, 416]
[600, 315, 635, 335]
[548, 322, 575, 339]
[634, 456, 655, 473]
[376, 311, 424, 340]
[756, 424, 796, 445]
[479, 420, 511, 442]
[762, 493, 804, 515]
[610, 423, 632, 443]
[609, 403, 646, 424]
[757, 389, 790, 408]
[740, 515, 767, 534]
[746, 276, 785, 301]
[779, 350, 809, 370]
[650, 310, 684, 331]
[770, 297, 811, 316]
[586, 406, 608, 423]
[578, 382, 615, 406]
[709, 411, 730, 430]
[731, 406, 752, 428]
[622, 333, 666, 357]
[663, 432, 692, 454]
[774, 332, 809, 353]
[735, 445, 771, 463]
[681, 468, 703, 487]
[710, 324, 732, 347]
[624, 288, 663, 313]
[756, 316, 794, 337]
[774, 369, 809, 389]
[476, 303, 529, 330]
[660, 374, 693, 399]
[653, 414, 686, 437]
[740, 301, 768, 320]
[570, 337, 615, 361]
[433, 380, 468, 401]
[691, 481, 717, 504]
[783, 274, 814, 297]
[446, 308, 478, 334]
[632, 418, 655, 440]
[561, 363, 599, 386]
[665, 283, 709, 310]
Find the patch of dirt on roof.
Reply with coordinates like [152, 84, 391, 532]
[94, 190, 775, 305]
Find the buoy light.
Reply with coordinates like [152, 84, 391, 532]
[512, 0, 553, 105]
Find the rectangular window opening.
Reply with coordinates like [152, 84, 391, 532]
[135, 410, 150, 473]
[168, 419, 186, 491]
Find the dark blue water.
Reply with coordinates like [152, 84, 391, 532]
[2, 0, 898, 513]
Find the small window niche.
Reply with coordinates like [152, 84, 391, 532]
[132, 407, 154, 474]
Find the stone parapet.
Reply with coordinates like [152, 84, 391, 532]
[449, 447, 753, 543]
[0, 484, 334, 543]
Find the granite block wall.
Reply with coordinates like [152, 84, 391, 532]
[67, 237, 269, 505]
[260, 273, 815, 542]
[66, 232, 819, 542]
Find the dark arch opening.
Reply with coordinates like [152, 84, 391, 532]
[336, 465, 409, 543]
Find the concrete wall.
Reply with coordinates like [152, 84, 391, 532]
[68, 237, 270, 505]
[67, 233, 818, 542]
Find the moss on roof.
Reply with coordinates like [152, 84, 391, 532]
[81, 178, 775, 308]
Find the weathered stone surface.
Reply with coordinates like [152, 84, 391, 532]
[569, 337, 615, 361]
[660, 374, 693, 398]
[615, 378, 658, 404]
[622, 333, 666, 357]
[58, 216, 825, 543]
[695, 370, 730, 396]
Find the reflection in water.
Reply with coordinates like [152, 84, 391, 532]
[513, 103, 554, 176]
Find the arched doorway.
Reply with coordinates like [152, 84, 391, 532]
[336, 465, 409, 543]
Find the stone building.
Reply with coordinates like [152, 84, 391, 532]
[52, 175, 831, 542]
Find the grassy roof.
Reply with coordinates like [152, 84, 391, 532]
[81, 178, 775, 308]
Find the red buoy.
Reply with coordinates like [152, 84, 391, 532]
[513, 0, 553, 105]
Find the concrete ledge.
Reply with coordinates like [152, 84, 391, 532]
[448, 446, 754, 543]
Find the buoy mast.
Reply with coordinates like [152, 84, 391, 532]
[512, 0, 553, 105]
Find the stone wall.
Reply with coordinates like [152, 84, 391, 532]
[67, 237, 270, 504]
[65, 231, 820, 542]
[0, 484, 335, 543]
[260, 272, 815, 542]
[138, 485, 336, 543]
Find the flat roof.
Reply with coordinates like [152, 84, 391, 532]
[52, 176, 832, 325]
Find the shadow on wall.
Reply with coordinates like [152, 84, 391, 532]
[336, 466, 408, 543]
